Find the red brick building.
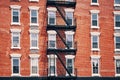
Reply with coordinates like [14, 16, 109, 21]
[0, 0, 120, 79]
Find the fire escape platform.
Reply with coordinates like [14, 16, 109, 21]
[47, 0, 76, 7]
[47, 25, 76, 31]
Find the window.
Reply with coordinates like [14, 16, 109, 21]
[116, 60, 120, 74]
[92, 13, 98, 27]
[29, 6, 39, 26]
[91, 0, 99, 5]
[10, 54, 21, 76]
[90, 10, 100, 28]
[65, 55, 75, 76]
[47, 30, 56, 49]
[65, 31, 74, 49]
[47, 7, 57, 25]
[115, 15, 120, 28]
[115, 36, 120, 51]
[11, 29, 21, 49]
[10, 5, 21, 25]
[91, 32, 100, 51]
[48, 11, 56, 25]
[29, 54, 40, 76]
[48, 55, 57, 76]
[91, 55, 100, 77]
[31, 58, 39, 76]
[115, 0, 120, 5]
[66, 12, 73, 25]
[30, 30, 39, 49]
[92, 0, 98, 3]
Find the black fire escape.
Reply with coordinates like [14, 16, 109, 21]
[46, 0, 77, 79]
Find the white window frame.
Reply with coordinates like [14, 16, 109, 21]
[47, 30, 57, 49]
[65, 8, 74, 26]
[114, 11, 120, 30]
[91, 0, 99, 6]
[29, 6, 39, 26]
[65, 31, 75, 49]
[29, 30, 39, 49]
[65, 55, 75, 76]
[47, 54, 57, 76]
[91, 32, 100, 51]
[114, 56, 120, 76]
[10, 29, 21, 49]
[47, 7, 57, 25]
[91, 55, 100, 77]
[29, 0, 39, 2]
[90, 10, 100, 29]
[114, 33, 120, 52]
[10, 54, 21, 76]
[10, 5, 21, 25]
[114, 0, 120, 7]
[29, 54, 40, 76]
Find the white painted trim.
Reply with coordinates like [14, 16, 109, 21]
[29, 54, 40, 58]
[91, 3, 99, 6]
[65, 55, 75, 59]
[10, 54, 21, 58]
[114, 33, 120, 36]
[10, 5, 21, 9]
[114, 56, 120, 59]
[91, 32, 100, 36]
[29, 0, 39, 2]
[47, 54, 57, 76]
[47, 30, 56, 34]
[114, 11, 120, 15]
[65, 31, 75, 35]
[29, 6, 40, 10]
[90, 10, 100, 13]
[10, 29, 21, 33]
[115, 74, 120, 77]
[47, 7, 57, 12]
[29, 30, 39, 33]
[114, 4, 120, 7]
[91, 55, 101, 59]
[64, 8, 74, 12]
[92, 74, 100, 77]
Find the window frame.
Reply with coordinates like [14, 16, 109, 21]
[48, 11, 56, 25]
[65, 55, 75, 76]
[114, 0, 120, 7]
[91, 32, 100, 51]
[47, 30, 57, 49]
[10, 5, 21, 25]
[48, 55, 57, 76]
[29, 30, 39, 49]
[11, 29, 21, 49]
[29, 6, 39, 26]
[114, 14, 120, 29]
[91, 0, 99, 6]
[114, 33, 120, 52]
[10, 54, 21, 76]
[65, 12, 73, 26]
[91, 55, 100, 77]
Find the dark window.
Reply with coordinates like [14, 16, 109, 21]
[67, 59, 73, 74]
[13, 10, 19, 23]
[31, 10, 37, 23]
[92, 0, 97, 3]
[92, 14, 97, 26]
[13, 59, 19, 73]
[115, 0, 120, 4]
[92, 59, 98, 74]
[116, 37, 120, 49]
[115, 15, 120, 27]
[92, 36, 98, 48]
[116, 60, 120, 74]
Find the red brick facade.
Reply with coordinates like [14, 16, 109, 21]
[0, 0, 119, 77]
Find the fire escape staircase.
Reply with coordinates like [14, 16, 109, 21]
[46, 0, 77, 79]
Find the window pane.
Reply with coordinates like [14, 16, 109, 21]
[116, 60, 120, 74]
[31, 10, 37, 17]
[92, 36, 98, 48]
[92, 14, 97, 26]
[115, 15, 120, 27]
[50, 66, 55, 74]
[31, 17, 37, 23]
[66, 12, 73, 25]
[31, 33, 38, 47]
[66, 35, 73, 48]
[115, 0, 120, 4]
[13, 59, 19, 73]
[92, 59, 98, 74]
[49, 41, 55, 48]
[49, 12, 55, 25]
[13, 16, 19, 22]
[116, 37, 120, 49]
[92, 0, 97, 3]
[67, 59, 73, 74]
[13, 10, 19, 23]
[32, 66, 37, 74]
[13, 37, 19, 47]
[49, 18, 55, 25]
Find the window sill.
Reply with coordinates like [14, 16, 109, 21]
[92, 74, 100, 77]
[115, 74, 120, 77]
[29, 0, 39, 2]
[114, 4, 120, 7]
[30, 74, 39, 76]
[66, 74, 74, 76]
[11, 47, 21, 49]
[48, 73, 57, 76]
[30, 23, 39, 26]
[91, 26, 99, 29]
[30, 47, 39, 50]
[115, 49, 120, 52]
[91, 3, 99, 6]
[11, 74, 21, 76]
[11, 22, 21, 26]
[114, 27, 120, 30]
[91, 48, 100, 51]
